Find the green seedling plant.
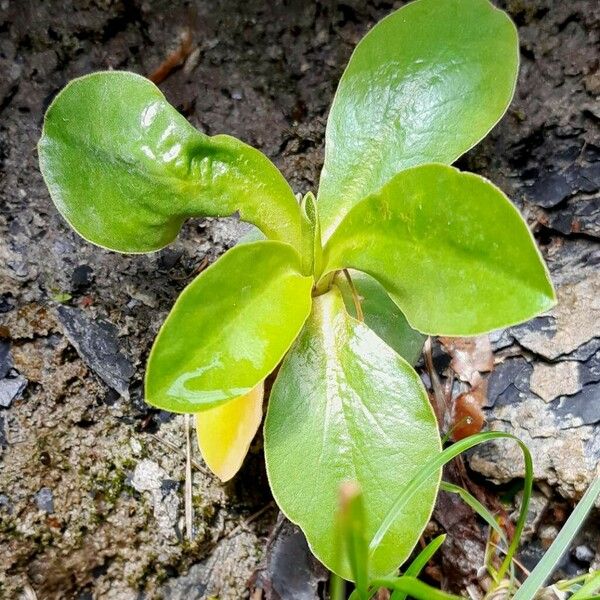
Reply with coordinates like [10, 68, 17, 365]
[39, 0, 556, 582]
[332, 433, 600, 599]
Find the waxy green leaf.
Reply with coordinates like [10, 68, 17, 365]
[323, 164, 555, 336]
[335, 271, 425, 365]
[39, 71, 303, 253]
[264, 289, 441, 580]
[146, 241, 313, 413]
[317, 0, 519, 239]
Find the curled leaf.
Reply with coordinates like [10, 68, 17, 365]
[39, 71, 303, 253]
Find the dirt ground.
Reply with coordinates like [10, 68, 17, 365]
[0, 0, 599, 598]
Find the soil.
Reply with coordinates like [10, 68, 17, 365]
[0, 0, 598, 599]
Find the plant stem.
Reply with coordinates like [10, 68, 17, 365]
[343, 269, 364, 321]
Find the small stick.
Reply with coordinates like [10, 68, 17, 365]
[226, 501, 276, 539]
[148, 432, 208, 473]
[424, 336, 448, 428]
[184, 413, 193, 541]
[149, 30, 193, 85]
[342, 269, 364, 321]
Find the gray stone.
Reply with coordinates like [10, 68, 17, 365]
[160, 532, 261, 600]
[0, 375, 27, 408]
[57, 306, 134, 399]
[35, 487, 54, 513]
[573, 544, 595, 564]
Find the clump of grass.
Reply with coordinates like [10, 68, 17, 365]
[332, 432, 600, 599]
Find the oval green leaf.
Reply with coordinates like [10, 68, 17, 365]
[335, 271, 425, 365]
[146, 241, 313, 413]
[264, 288, 441, 580]
[39, 71, 303, 253]
[317, 0, 519, 239]
[323, 164, 556, 336]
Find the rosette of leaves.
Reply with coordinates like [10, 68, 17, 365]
[38, 0, 555, 581]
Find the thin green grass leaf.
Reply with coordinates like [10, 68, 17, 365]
[440, 481, 507, 546]
[369, 576, 462, 599]
[513, 478, 600, 600]
[369, 432, 533, 586]
[391, 534, 446, 600]
[337, 482, 370, 599]
[330, 572, 346, 600]
[441, 480, 516, 586]
[571, 571, 600, 600]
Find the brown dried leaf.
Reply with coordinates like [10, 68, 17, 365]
[440, 335, 494, 385]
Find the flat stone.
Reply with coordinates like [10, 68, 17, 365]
[253, 515, 327, 600]
[57, 306, 134, 399]
[530, 361, 581, 402]
[511, 274, 600, 360]
[0, 375, 27, 408]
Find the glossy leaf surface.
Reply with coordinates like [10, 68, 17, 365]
[264, 289, 441, 579]
[39, 71, 303, 253]
[317, 0, 519, 239]
[335, 271, 425, 365]
[323, 164, 555, 336]
[146, 241, 313, 413]
[195, 382, 263, 482]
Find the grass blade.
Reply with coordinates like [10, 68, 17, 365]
[391, 534, 446, 600]
[440, 481, 508, 547]
[571, 571, 600, 600]
[330, 573, 346, 600]
[513, 477, 600, 600]
[337, 482, 370, 599]
[369, 432, 533, 586]
[370, 575, 462, 599]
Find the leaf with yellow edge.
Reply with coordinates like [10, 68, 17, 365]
[196, 382, 264, 482]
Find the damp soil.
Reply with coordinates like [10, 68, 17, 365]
[0, 1, 598, 598]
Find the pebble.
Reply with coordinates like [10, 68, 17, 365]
[35, 487, 54, 513]
[573, 544, 595, 564]
[0, 375, 27, 408]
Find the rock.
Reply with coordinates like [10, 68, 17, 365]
[529, 162, 600, 210]
[0, 294, 15, 314]
[71, 265, 94, 291]
[530, 170, 575, 208]
[0, 339, 11, 379]
[547, 196, 600, 239]
[539, 524, 560, 545]
[160, 532, 262, 600]
[35, 487, 54, 513]
[530, 361, 580, 402]
[573, 544, 595, 564]
[56, 306, 134, 399]
[514, 490, 550, 541]
[510, 274, 600, 360]
[0, 493, 12, 514]
[0, 374, 27, 408]
[252, 515, 328, 600]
